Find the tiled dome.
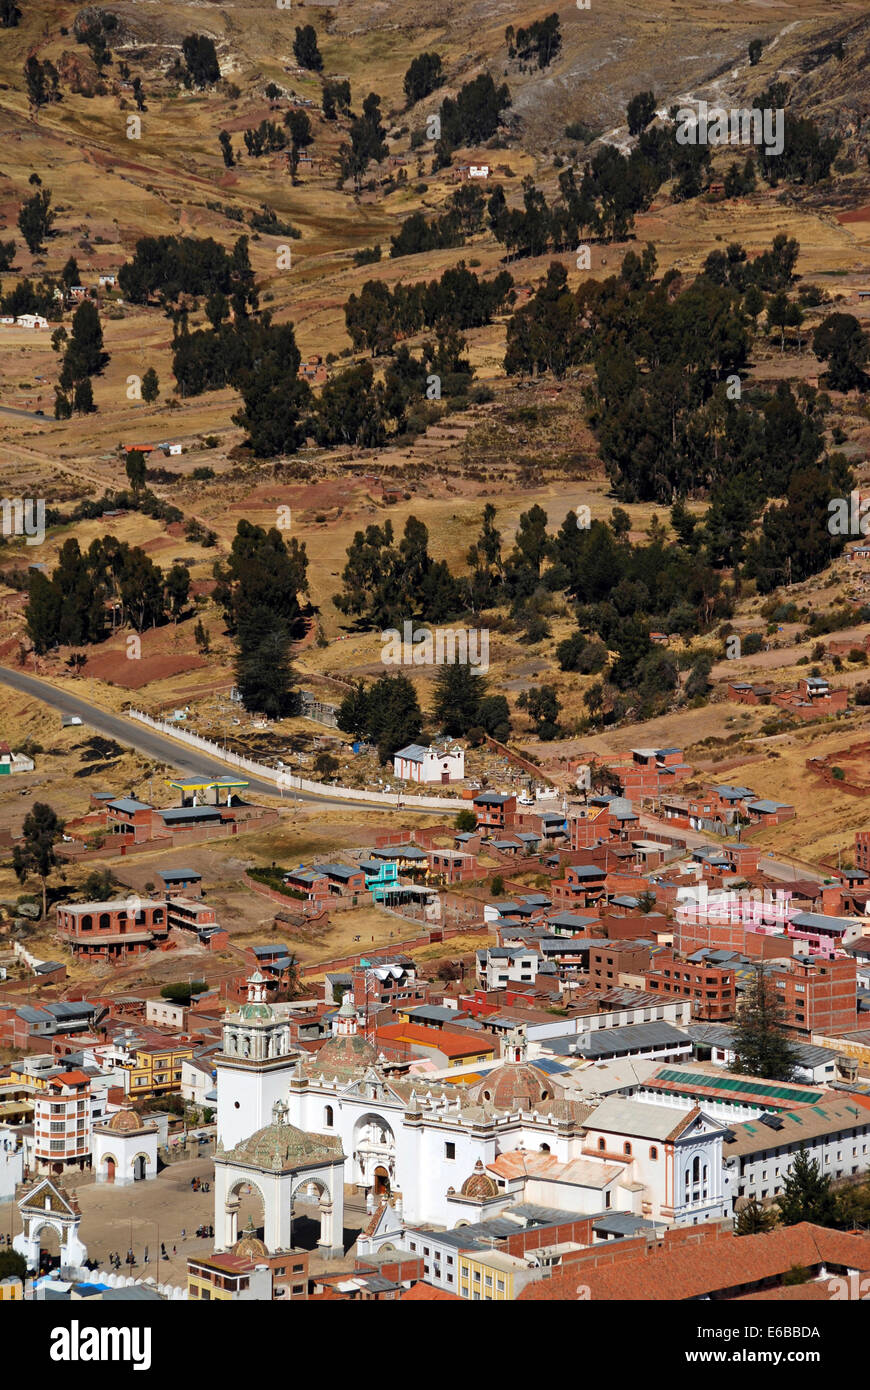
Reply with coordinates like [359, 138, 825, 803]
[465, 1062, 554, 1112]
[227, 1121, 343, 1172]
[313, 1032, 378, 1079]
[459, 1159, 498, 1201]
[106, 1108, 151, 1134]
[233, 1218, 268, 1260]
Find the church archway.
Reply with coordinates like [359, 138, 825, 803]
[133, 1154, 147, 1181]
[226, 1178, 267, 1246]
[352, 1113, 396, 1194]
[104, 1155, 116, 1184]
[31, 1222, 61, 1275]
[373, 1166, 390, 1197]
[289, 1176, 331, 1252]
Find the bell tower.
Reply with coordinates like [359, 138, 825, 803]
[215, 972, 298, 1150]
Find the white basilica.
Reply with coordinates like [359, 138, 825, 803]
[213, 975, 731, 1252]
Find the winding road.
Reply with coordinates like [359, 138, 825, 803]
[0, 664, 443, 816]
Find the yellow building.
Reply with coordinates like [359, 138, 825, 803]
[0, 1277, 23, 1301]
[457, 1249, 532, 1301]
[188, 1254, 269, 1300]
[120, 1044, 193, 1098]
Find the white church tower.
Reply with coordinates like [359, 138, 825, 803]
[215, 972, 298, 1150]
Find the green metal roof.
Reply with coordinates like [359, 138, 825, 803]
[654, 1069, 822, 1104]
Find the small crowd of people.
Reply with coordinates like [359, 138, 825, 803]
[190, 1178, 210, 1193]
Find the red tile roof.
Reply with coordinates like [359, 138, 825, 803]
[399, 1282, 462, 1300]
[373, 1021, 494, 1059]
[518, 1224, 870, 1301]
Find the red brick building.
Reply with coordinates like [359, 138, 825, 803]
[770, 954, 858, 1038]
[56, 899, 169, 959]
[473, 793, 517, 831]
[588, 941, 653, 988]
[644, 949, 736, 1022]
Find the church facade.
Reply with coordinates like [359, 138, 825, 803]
[214, 976, 732, 1235]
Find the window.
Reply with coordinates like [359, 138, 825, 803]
[649, 1146, 658, 1160]
[445, 1142, 455, 1160]
[324, 1105, 334, 1128]
[623, 1142, 632, 1156]
[598, 1137, 606, 1151]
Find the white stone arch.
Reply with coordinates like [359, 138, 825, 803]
[13, 1180, 87, 1272]
[290, 1172, 331, 1206]
[130, 1150, 152, 1181]
[352, 1111, 396, 1193]
[224, 1173, 268, 1244]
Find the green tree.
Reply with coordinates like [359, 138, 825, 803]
[161, 980, 206, 1005]
[0, 1249, 26, 1280]
[293, 24, 323, 72]
[23, 56, 60, 109]
[627, 90, 657, 136]
[181, 34, 220, 88]
[684, 653, 713, 700]
[234, 612, 299, 719]
[455, 808, 477, 832]
[13, 801, 64, 917]
[165, 563, 190, 622]
[232, 322, 310, 457]
[18, 186, 55, 254]
[521, 684, 562, 739]
[404, 52, 443, 107]
[337, 679, 371, 740]
[0, 0, 22, 28]
[733, 964, 797, 1081]
[365, 671, 423, 764]
[776, 1145, 839, 1228]
[218, 130, 235, 167]
[476, 694, 511, 742]
[125, 449, 148, 492]
[73, 378, 95, 414]
[735, 1198, 776, 1236]
[141, 367, 160, 404]
[813, 313, 869, 391]
[285, 109, 313, 179]
[432, 662, 487, 736]
[25, 570, 61, 654]
[61, 300, 108, 387]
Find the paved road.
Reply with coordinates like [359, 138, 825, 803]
[0, 663, 444, 816]
[0, 405, 50, 421]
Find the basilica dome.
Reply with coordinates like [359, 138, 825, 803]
[103, 1108, 154, 1134]
[459, 1159, 499, 1201]
[226, 1119, 343, 1172]
[314, 1031, 378, 1079]
[465, 1062, 555, 1112]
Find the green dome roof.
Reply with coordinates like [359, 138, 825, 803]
[226, 1121, 343, 1172]
[239, 1001, 274, 1021]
